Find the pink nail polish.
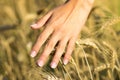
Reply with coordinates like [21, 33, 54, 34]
[30, 51, 36, 58]
[51, 62, 57, 69]
[38, 60, 44, 67]
[63, 59, 68, 65]
[30, 24, 38, 27]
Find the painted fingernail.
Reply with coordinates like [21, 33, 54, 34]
[38, 60, 44, 67]
[63, 59, 68, 65]
[30, 51, 37, 58]
[51, 62, 57, 69]
[30, 23, 38, 27]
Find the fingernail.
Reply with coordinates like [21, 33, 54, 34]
[38, 60, 44, 67]
[30, 51, 37, 58]
[30, 24, 38, 27]
[51, 62, 57, 69]
[63, 59, 68, 65]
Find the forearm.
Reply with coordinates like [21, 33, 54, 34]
[64, 0, 94, 30]
[69, 0, 94, 5]
[64, 0, 94, 19]
[68, 0, 94, 10]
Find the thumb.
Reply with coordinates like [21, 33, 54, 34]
[31, 11, 53, 29]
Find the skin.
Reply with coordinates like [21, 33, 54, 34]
[30, 0, 94, 68]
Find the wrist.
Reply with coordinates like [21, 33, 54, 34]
[68, 0, 94, 12]
[69, 0, 94, 7]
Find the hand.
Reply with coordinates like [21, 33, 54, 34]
[30, 0, 93, 68]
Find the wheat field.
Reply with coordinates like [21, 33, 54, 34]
[0, 0, 120, 80]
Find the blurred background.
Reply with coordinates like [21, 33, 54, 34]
[0, 0, 120, 80]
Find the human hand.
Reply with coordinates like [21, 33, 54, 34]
[30, 0, 94, 68]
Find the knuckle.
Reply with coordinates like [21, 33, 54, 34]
[55, 27, 64, 35]
[37, 34, 44, 42]
[57, 44, 64, 51]
[32, 45, 39, 53]
[52, 51, 63, 63]
[56, 39, 68, 52]
[40, 53, 48, 59]
[46, 41, 54, 48]
[66, 47, 73, 55]
[53, 56, 60, 63]
[59, 29, 66, 35]
[57, 44, 66, 53]
[64, 54, 71, 60]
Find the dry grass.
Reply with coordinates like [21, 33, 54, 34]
[0, 0, 120, 80]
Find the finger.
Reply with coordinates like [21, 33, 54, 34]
[50, 38, 68, 68]
[37, 32, 60, 67]
[63, 37, 76, 65]
[30, 26, 53, 58]
[31, 11, 53, 29]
